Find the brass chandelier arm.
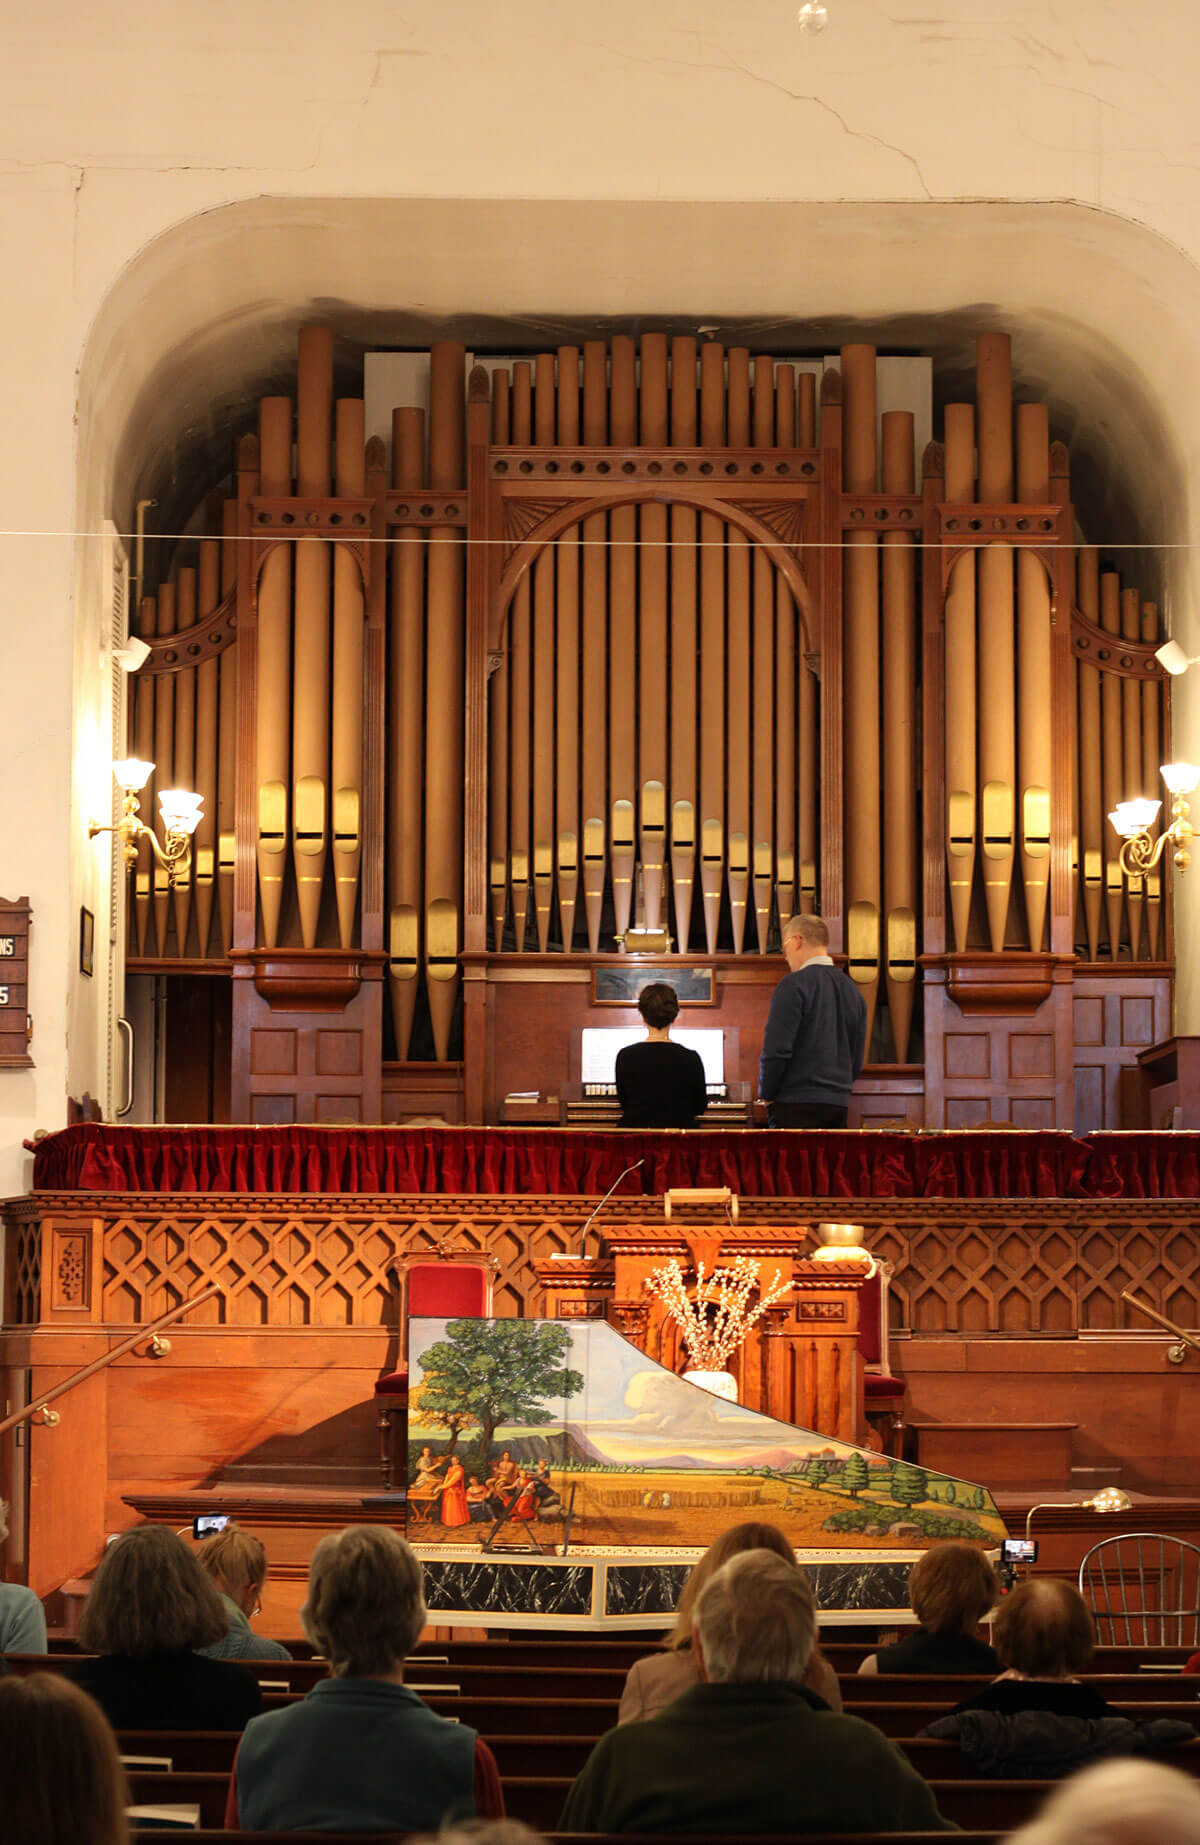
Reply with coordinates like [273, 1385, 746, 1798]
[88, 790, 195, 886]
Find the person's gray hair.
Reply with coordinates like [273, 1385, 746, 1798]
[1006, 1757, 1200, 1845]
[78, 1525, 228, 1656]
[781, 913, 829, 949]
[692, 1548, 817, 1685]
[301, 1525, 426, 1677]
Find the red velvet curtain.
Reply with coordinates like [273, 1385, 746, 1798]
[30, 1122, 1198, 1200]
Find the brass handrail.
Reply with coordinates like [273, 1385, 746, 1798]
[1121, 1287, 1200, 1365]
[0, 1285, 222, 1434]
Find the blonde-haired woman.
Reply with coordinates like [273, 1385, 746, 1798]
[618, 1521, 842, 1723]
[195, 1522, 291, 1661]
[0, 1670, 129, 1845]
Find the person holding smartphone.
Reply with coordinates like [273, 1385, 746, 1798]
[195, 1523, 292, 1661]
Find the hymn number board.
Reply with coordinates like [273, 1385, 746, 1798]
[0, 897, 32, 1068]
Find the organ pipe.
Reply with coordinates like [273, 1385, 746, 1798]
[669, 335, 698, 951]
[976, 333, 1016, 953]
[194, 541, 220, 958]
[555, 347, 581, 949]
[332, 398, 365, 951]
[752, 357, 776, 952]
[1142, 601, 1163, 958]
[1077, 547, 1103, 959]
[881, 411, 917, 1061]
[638, 334, 669, 936]
[1015, 403, 1052, 954]
[531, 353, 556, 951]
[509, 361, 533, 951]
[388, 407, 425, 1057]
[608, 336, 638, 942]
[1099, 569, 1125, 957]
[841, 343, 881, 1050]
[424, 340, 466, 1061]
[725, 349, 752, 952]
[152, 580, 176, 954]
[292, 326, 334, 950]
[1121, 586, 1145, 959]
[132, 593, 156, 953]
[255, 396, 293, 949]
[217, 502, 237, 953]
[171, 567, 197, 955]
[487, 374, 510, 955]
[580, 341, 608, 952]
[943, 405, 976, 955]
[698, 340, 726, 953]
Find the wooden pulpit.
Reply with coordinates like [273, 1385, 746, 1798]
[536, 1224, 869, 1444]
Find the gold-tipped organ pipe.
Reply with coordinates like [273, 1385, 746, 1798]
[669, 336, 698, 952]
[531, 353, 556, 952]
[1016, 403, 1053, 954]
[580, 342, 608, 952]
[1121, 586, 1145, 960]
[1142, 601, 1163, 958]
[638, 334, 669, 935]
[152, 580, 176, 954]
[698, 341, 726, 953]
[775, 575, 797, 926]
[1099, 570, 1125, 957]
[424, 341, 466, 1061]
[1077, 547, 1103, 960]
[751, 358, 776, 952]
[217, 501, 238, 953]
[332, 398, 365, 951]
[256, 399, 293, 949]
[131, 593, 156, 953]
[555, 347, 581, 950]
[976, 334, 1016, 953]
[487, 376, 510, 954]
[881, 411, 917, 1061]
[193, 541, 220, 958]
[725, 349, 752, 952]
[388, 406, 425, 1058]
[608, 335, 638, 941]
[943, 404, 976, 955]
[171, 567, 197, 956]
[841, 343, 881, 1049]
[794, 371, 817, 914]
[292, 327, 334, 949]
[509, 362, 533, 951]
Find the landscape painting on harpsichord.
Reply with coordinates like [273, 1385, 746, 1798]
[405, 1317, 1007, 1551]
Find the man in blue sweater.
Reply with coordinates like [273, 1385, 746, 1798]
[758, 914, 867, 1127]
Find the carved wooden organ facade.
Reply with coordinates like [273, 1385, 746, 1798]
[127, 327, 1171, 1128]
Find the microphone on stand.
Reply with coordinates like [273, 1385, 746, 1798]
[572, 1158, 645, 1260]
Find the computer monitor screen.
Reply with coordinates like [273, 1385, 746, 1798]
[580, 1026, 725, 1086]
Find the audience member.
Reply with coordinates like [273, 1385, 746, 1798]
[923, 1576, 1193, 1776]
[227, 1524, 503, 1830]
[0, 1669, 129, 1845]
[71, 1524, 262, 1731]
[615, 983, 708, 1129]
[859, 1540, 999, 1675]
[1006, 1756, 1200, 1844]
[194, 1522, 292, 1661]
[561, 1548, 952, 1833]
[0, 1495, 48, 1654]
[619, 1520, 842, 1723]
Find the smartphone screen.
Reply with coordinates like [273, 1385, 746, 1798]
[1001, 1537, 1037, 1563]
[193, 1513, 229, 1539]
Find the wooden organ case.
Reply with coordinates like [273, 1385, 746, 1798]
[126, 329, 1171, 1130]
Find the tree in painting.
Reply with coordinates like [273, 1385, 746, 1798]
[889, 1461, 931, 1510]
[840, 1452, 870, 1499]
[415, 1319, 584, 1462]
[407, 1382, 478, 1458]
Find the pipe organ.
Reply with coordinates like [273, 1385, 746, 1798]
[126, 328, 1171, 1130]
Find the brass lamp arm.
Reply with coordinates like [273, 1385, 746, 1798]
[89, 790, 194, 886]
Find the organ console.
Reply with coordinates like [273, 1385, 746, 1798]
[124, 327, 1171, 1131]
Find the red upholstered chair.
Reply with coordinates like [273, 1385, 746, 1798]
[375, 1250, 498, 1491]
[859, 1261, 905, 1456]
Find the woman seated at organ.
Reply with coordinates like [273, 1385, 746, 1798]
[615, 983, 709, 1130]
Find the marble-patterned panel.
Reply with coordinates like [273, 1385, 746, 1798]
[605, 1558, 913, 1617]
[422, 1558, 595, 1617]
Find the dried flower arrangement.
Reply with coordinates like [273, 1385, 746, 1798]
[643, 1255, 793, 1372]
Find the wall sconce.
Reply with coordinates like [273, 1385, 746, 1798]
[89, 758, 203, 889]
[1155, 640, 1200, 677]
[1108, 762, 1199, 877]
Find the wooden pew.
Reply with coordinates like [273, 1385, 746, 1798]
[132, 1834, 1001, 1845]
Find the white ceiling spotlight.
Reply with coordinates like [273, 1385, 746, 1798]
[797, 2, 829, 32]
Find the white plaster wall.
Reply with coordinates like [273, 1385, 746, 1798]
[3, 1, 1200, 1187]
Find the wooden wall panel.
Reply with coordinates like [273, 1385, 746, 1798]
[923, 976, 1073, 1127]
[1072, 970, 1172, 1133]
